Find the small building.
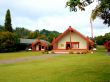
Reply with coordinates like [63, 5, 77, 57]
[31, 39, 50, 51]
[20, 38, 49, 51]
[104, 40, 110, 52]
[51, 26, 94, 53]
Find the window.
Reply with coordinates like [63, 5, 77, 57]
[66, 42, 79, 49]
[61, 44, 64, 47]
[72, 42, 79, 49]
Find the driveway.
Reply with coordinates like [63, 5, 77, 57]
[0, 54, 63, 64]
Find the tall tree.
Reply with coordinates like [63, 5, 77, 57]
[4, 9, 13, 32]
[66, 0, 110, 26]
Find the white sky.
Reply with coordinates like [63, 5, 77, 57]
[0, 0, 110, 37]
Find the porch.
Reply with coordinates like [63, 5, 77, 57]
[51, 49, 90, 54]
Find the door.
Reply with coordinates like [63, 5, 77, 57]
[39, 45, 41, 51]
[66, 42, 70, 50]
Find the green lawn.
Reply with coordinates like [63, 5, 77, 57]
[0, 46, 110, 82]
[0, 51, 42, 60]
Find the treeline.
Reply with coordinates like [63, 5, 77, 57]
[0, 26, 60, 52]
[14, 27, 60, 42]
[94, 32, 110, 45]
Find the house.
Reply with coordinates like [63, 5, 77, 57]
[31, 39, 50, 51]
[104, 40, 110, 52]
[20, 38, 49, 51]
[51, 26, 94, 53]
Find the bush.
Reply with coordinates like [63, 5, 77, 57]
[0, 32, 20, 52]
[46, 45, 53, 51]
[51, 51, 55, 54]
[69, 51, 73, 54]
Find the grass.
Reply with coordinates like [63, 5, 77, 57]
[0, 51, 42, 60]
[0, 46, 110, 82]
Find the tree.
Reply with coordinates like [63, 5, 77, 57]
[94, 32, 110, 45]
[28, 30, 39, 39]
[39, 29, 60, 42]
[14, 27, 31, 38]
[66, 0, 110, 26]
[4, 9, 13, 32]
[0, 32, 19, 52]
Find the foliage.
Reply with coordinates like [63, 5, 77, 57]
[28, 30, 39, 39]
[95, 32, 110, 45]
[14, 27, 60, 43]
[4, 9, 13, 32]
[14, 27, 31, 38]
[66, 0, 93, 11]
[45, 44, 53, 51]
[91, 0, 110, 26]
[27, 29, 60, 42]
[0, 25, 4, 32]
[0, 32, 20, 52]
[39, 29, 60, 42]
[66, 0, 110, 26]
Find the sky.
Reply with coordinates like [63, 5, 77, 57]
[0, 0, 110, 37]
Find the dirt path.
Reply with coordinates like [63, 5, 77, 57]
[0, 54, 63, 64]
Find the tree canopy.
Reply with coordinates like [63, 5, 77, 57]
[94, 32, 110, 45]
[0, 32, 19, 52]
[4, 9, 13, 32]
[14, 27, 31, 38]
[66, 0, 110, 26]
[14, 27, 60, 42]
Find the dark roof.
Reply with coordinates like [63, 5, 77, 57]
[39, 39, 50, 45]
[20, 38, 36, 44]
[20, 38, 50, 45]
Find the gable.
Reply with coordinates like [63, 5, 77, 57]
[52, 26, 94, 45]
[57, 31, 88, 49]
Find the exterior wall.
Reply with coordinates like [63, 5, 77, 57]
[57, 32, 70, 49]
[57, 32, 87, 49]
[71, 33, 87, 49]
[35, 44, 45, 51]
[36, 45, 39, 50]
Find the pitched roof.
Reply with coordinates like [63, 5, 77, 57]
[20, 38, 50, 45]
[32, 39, 50, 46]
[52, 26, 94, 45]
[20, 38, 36, 44]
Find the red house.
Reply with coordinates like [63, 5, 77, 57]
[104, 40, 110, 52]
[51, 26, 94, 53]
[31, 39, 50, 51]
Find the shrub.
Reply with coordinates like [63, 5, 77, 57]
[69, 51, 73, 54]
[51, 51, 55, 54]
[46, 45, 53, 51]
[77, 52, 80, 54]
[0, 32, 19, 52]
